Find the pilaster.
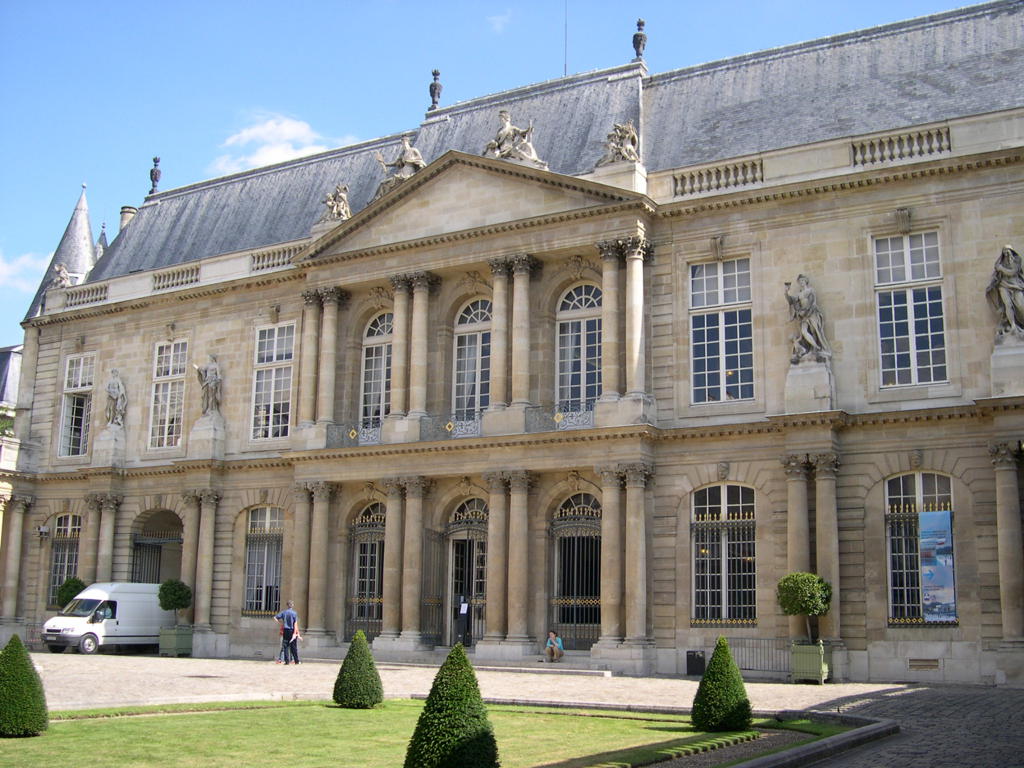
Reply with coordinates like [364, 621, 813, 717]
[298, 289, 322, 427]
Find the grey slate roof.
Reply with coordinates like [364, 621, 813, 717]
[25, 186, 95, 320]
[82, 1, 1024, 288]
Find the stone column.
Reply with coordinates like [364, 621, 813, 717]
[483, 472, 508, 640]
[408, 272, 436, 417]
[193, 489, 219, 630]
[782, 454, 810, 638]
[316, 288, 347, 424]
[79, 494, 102, 585]
[510, 255, 537, 407]
[598, 467, 624, 643]
[506, 471, 532, 641]
[623, 237, 650, 397]
[623, 463, 652, 643]
[179, 491, 200, 624]
[379, 479, 405, 638]
[290, 484, 311, 624]
[488, 259, 511, 410]
[991, 443, 1024, 639]
[400, 477, 430, 642]
[1, 495, 31, 619]
[389, 276, 411, 417]
[96, 494, 122, 583]
[298, 289, 322, 427]
[813, 453, 841, 640]
[598, 241, 622, 401]
[306, 481, 333, 633]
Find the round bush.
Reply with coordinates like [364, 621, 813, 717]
[333, 630, 383, 708]
[0, 634, 48, 737]
[690, 636, 752, 732]
[776, 572, 832, 640]
[404, 643, 499, 768]
[158, 579, 192, 616]
[56, 577, 86, 609]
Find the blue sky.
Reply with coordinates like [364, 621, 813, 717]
[0, 0, 974, 347]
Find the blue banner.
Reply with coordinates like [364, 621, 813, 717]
[919, 509, 956, 623]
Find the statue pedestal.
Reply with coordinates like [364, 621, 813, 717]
[990, 335, 1024, 397]
[588, 161, 648, 194]
[784, 360, 834, 413]
[188, 413, 225, 460]
[92, 425, 125, 468]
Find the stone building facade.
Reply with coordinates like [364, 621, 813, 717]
[2, 2, 1024, 683]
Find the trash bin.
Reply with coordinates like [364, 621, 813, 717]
[686, 650, 705, 676]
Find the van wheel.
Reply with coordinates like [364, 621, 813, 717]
[78, 634, 99, 654]
[47, 645, 65, 654]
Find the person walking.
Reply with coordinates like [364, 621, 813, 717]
[274, 600, 301, 665]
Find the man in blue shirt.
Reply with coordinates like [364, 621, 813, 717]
[274, 601, 301, 664]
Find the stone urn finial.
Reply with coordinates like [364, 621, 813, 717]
[632, 19, 647, 61]
[429, 69, 442, 111]
[149, 157, 162, 194]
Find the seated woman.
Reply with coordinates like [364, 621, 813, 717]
[545, 630, 564, 662]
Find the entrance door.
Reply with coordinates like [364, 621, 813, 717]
[448, 536, 486, 647]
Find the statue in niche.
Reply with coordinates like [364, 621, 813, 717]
[986, 244, 1024, 340]
[483, 110, 547, 169]
[50, 262, 72, 288]
[194, 354, 222, 416]
[105, 369, 127, 427]
[784, 274, 831, 364]
[373, 135, 426, 200]
[320, 184, 351, 222]
[596, 120, 640, 166]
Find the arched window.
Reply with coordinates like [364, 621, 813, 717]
[556, 285, 602, 415]
[243, 507, 283, 615]
[452, 300, 492, 422]
[446, 498, 488, 646]
[691, 484, 756, 624]
[48, 514, 81, 606]
[360, 313, 393, 436]
[347, 503, 386, 640]
[550, 492, 601, 649]
[885, 472, 957, 625]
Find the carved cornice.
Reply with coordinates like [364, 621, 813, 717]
[989, 442, 1020, 470]
[813, 453, 841, 478]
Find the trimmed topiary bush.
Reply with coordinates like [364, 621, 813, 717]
[56, 577, 86, 610]
[404, 643, 499, 768]
[777, 572, 832, 640]
[0, 634, 48, 737]
[158, 579, 192, 625]
[333, 630, 383, 708]
[691, 636, 752, 732]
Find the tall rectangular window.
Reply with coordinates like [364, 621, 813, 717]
[149, 340, 187, 448]
[690, 258, 753, 403]
[251, 324, 294, 439]
[60, 354, 95, 456]
[48, 514, 82, 605]
[692, 484, 756, 624]
[874, 232, 947, 387]
[244, 507, 283, 614]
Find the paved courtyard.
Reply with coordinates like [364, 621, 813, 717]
[30, 653, 1024, 767]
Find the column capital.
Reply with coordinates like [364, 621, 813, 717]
[990, 442, 1021, 470]
[596, 239, 624, 261]
[382, 478, 405, 498]
[318, 286, 350, 307]
[180, 490, 201, 506]
[621, 462, 654, 486]
[596, 466, 623, 487]
[510, 253, 539, 276]
[507, 470, 534, 493]
[389, 274, 411, 292]
[302, 288, 322, 306]
[197, 489, 219, 506]
[483, 471, 508, 492]
[781, 454, 809, 479]
[813, 452, 841, 478]
[292, 483, 311, 502]
[309, 481, 335, 501]
[85, 492, 104, 511]
[488, 258, 512, 278]
[402, 476, 434, 496]
[622, 235, 653, 261]
[10, 494, 34, 512]
[408, 271, 440, 292]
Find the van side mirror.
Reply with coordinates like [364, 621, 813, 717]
[90, 611, 101, 624]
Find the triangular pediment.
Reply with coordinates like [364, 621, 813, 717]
[300, 151, 644, 261]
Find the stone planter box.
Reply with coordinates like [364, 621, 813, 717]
[791, 640, 830, 684]
[159, 626, 193, 657]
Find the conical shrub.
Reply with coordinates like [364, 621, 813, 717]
[690, 636, 751, 732]
[404, 643, 499, 768]
[0, 634, 48, 737]
[333, 630, 383, 708]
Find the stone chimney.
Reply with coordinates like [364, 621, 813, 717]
[119, 206, 138, 231]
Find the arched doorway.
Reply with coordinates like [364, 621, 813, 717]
[131, 509, 183, 583]
[345, 503, 385, 641]
[445, 499, 488, 647]
[550, 493, 601, 650]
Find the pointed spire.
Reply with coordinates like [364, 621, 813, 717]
[95, 222, 108, 262]
[23, 185, 97, 320]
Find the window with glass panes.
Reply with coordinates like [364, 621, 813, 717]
[691, 484, 756, 624]
[149, 340, 187, 448]
[453, 300, 492, 420]
[243, 507, 283, 614]
[360, 313, 393, 427]
[556, 285, 602, 411]
[48, 514, 82, 605]
[874, 233, 947, 387]
[689, 258, 753, 403]
[59, 355, 95, 456]
[251, 324, 294, 439]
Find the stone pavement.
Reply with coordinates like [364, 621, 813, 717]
[30, 653, 1024, 767]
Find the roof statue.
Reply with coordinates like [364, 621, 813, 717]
[784, 274, 831, 364]
[986, 244, 1024, 341]
[319, 184, 351, 223]
[632, 19, 646, 61]
[373, 135, 427, 200]
[596, 120, 640, 167]
[483, 110, 548, 170]
[49, 263, 72, 288]
[149, 157, 161, 195]
[428, 69, 442, 111]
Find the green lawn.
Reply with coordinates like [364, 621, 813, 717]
[1, 700, 838, 768]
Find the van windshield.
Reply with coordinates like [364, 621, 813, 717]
[60, 599, 100, 617]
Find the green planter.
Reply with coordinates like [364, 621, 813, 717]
[791, 640, 830, 684]
[159, 626, 193, 657]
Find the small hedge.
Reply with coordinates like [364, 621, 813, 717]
[691, 636, 752, 732]
[333, 630, 383, 708]
[404, 643, 499, 768]
[56, 577, 87, 610]
[0, 634, 48, 737]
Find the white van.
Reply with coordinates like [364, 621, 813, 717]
[41, 582, 176, 654]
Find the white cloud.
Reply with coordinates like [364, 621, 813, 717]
[487, 9, 512, 33]
[0, 249, 51, 293]
[208, 114, 355, 175]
